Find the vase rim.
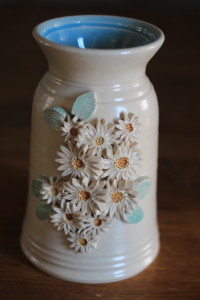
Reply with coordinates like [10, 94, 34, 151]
[33, 15, 164, 55]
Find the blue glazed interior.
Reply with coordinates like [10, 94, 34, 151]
[38, 16, 160, 50]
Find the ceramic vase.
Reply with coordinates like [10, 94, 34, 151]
[21, 15, 164, 283]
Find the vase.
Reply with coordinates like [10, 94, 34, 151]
[21, 15, 164, 284]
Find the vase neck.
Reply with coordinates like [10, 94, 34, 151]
[36, 45, 162, 86]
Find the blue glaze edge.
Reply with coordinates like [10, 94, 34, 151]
[42, 22, 154, 41]
[35, 15, 163, 50]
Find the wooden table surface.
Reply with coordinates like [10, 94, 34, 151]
[0, 6, 200, 300]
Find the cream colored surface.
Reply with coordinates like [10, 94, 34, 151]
[21, 17, 164, 283]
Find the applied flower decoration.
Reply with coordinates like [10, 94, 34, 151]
[32, 92, 152, 253]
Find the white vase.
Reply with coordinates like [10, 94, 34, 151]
[21, 15, 164, 283]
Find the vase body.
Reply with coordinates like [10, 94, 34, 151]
[21, 15, 164, 283]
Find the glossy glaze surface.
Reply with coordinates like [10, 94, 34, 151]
[21, 15, 164, 283]
[36, 15, 161, 49]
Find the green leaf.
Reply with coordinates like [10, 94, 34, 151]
[71, 92, 96, 120]
[36, 201, 53, 221]
[32, 178, 43, 198]
[43, 106, 67, 128]
[134, 176, 152, 200]
[125, 205, 144, 224]
[32, 176, 49, 198]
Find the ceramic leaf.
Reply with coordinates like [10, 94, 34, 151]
[43, 106, 67, 128]
[71, 92, 96, 120]
[125, 205, 144, 224]
[135, 176, 152, 200]
[36, 201, 53, 221]
[32, 178, 44, 198]
[32, 176, 49, 198]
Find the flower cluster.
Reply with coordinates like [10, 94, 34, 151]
[38, 111, 143, 253]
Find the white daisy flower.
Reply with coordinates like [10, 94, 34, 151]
[68, 230, 99, 253]
[50, 202, 85, 235]
[102, 142, 142, 180]
[81, 213, 112, 236]
[115, 112, 141, 143]
[60, 115, 85, 142]
[55, 141, 104, 179]
[76, 119, 117, 156]
[40, 176, 63, 204]
[103, 180, 138, 220]
[64, 177, 107, 215]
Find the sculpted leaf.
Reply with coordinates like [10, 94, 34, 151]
[125, 205, 144, 224]
[71, 92, 96, 121]
[44, 106, 67, 128]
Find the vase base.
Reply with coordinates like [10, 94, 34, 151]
[20, 229, 160, 284]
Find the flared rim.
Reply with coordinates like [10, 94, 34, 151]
[33, 15, 164, 56]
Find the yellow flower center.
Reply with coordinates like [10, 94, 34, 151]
[125, 123, 133, 132]
[71, 157, 84, 170]
[63, 213, 73, 223]
[79, 238, 88, 246]
[95, 137, 104, 146]
[111, 192, 123, 203]
[78, 190, 90, 201]
[94, 218, 102, 227]
[50, 188, 58, 196]
[70, 127, 78, 136]
[114, 157, 129, 169]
